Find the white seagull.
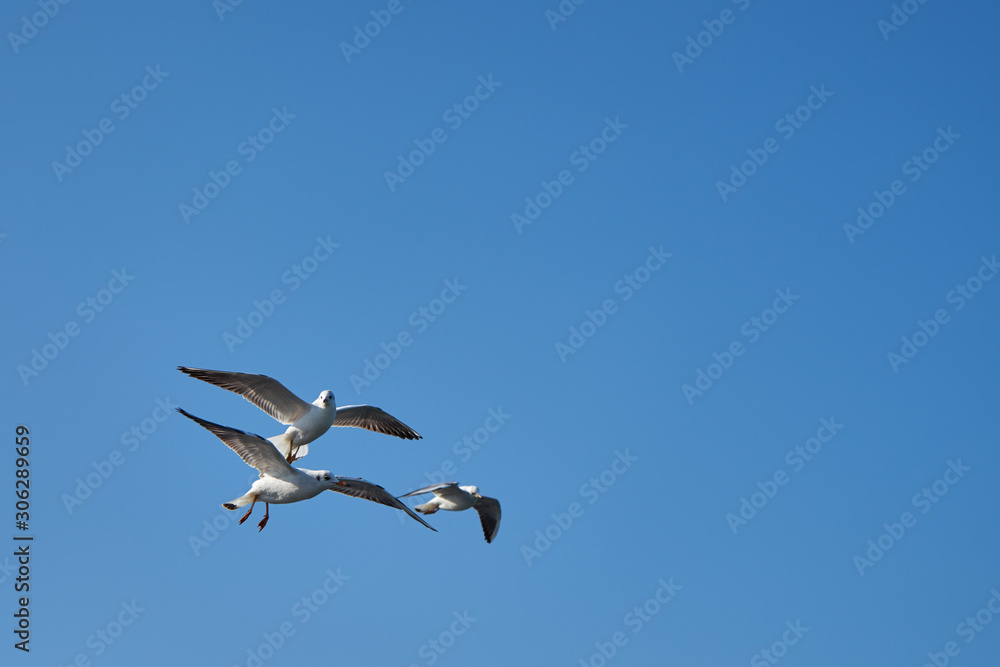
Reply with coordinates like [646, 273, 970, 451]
[178, 366, 421, 463]
[399, 482, 501, 543]
[178, 408, 436, 533]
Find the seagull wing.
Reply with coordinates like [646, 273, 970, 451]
[329, 477, 437, 532]
[332, 405, 422, 440]
[474, 496, 502, 544]
[177, 408, 295, 480]
[398, 482, 460, 498]
[178, 367, 311, 424]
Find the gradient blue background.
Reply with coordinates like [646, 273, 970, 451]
[3, 1, 999, 665]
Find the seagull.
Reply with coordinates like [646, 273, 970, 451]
[178, 366, 420, 463]
[399, 482, 501, 543]
[177, 408, 436, 533]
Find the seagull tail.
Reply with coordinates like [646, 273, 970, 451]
[222, 495, 252, 510]
[414, 502, 438, 515]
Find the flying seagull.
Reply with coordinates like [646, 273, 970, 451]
[399, 482, 501, 543]
[178, 366, 421, 463]
[177, 408, 436, 533]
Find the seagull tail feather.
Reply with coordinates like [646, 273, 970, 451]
[414, 502, 438, 515]
[222, 495, 252, 510]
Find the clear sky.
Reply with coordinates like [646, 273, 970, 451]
[3, 1, 999, 665]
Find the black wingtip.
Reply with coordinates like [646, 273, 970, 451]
[176, 406, 202, 422]
[178, 366, 214, 377]
[176, 407, 210, 428]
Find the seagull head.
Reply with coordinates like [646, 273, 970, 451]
[315, 390, 335, 408]
[461, 485, 481, 498]
[313, 470, 347, 488]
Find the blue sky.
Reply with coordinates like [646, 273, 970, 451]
[3, 1, 999, 665]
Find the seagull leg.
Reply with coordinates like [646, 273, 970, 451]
[239, 496, 257, 525]
[257, 503, 270, 531]
[285, 445, 298, 464]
